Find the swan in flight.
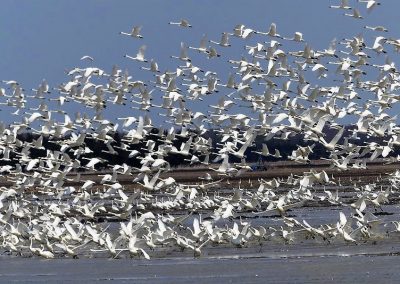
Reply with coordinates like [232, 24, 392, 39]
[171, 42, 191, 62]
[141, 59, 160, 73]
[120, 26, 143, 38]
[284, 32, 304, 42]
[359, 0, 381, 12]
[189, 34, 208, 53]
[210, 32, 231, 47]
[80, 55, 94, 61]
[124, 45, 148, 62]
[344, 9, 363, 19]
[254, 23, 282, 38]
[168, 19, 192, 28]
[364, 25, 388, 32]
[231, 24, 254, 39]
[329, 0, 351, 9]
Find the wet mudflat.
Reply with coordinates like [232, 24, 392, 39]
[2, 241, 400, 284]
[0, 255, 398, 283]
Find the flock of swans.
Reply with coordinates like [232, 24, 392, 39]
[1, 0, 400, 259]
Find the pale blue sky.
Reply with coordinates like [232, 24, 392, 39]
[0, 0, 399, 126]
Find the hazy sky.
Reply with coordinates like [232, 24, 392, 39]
[0, 0, 399, 126]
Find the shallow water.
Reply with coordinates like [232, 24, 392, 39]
[2, 238, 400, 283]
[1, 251, 400, 283]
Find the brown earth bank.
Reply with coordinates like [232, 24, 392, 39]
[1, 159, 397, 190]
[163, 160, 398, 183]
[64, 159, 400, 189]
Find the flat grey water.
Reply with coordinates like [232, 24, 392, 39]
[1, 253, 400, 283]
[2, 237, 400, 284]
